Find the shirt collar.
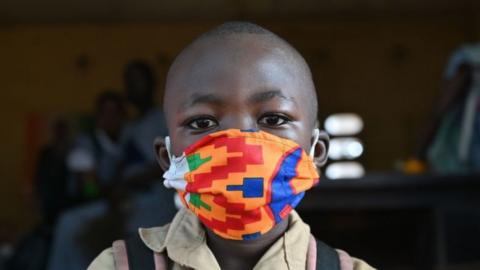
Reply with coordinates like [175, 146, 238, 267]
[139, 208, 221, 269]
[138, 208, 310, 270]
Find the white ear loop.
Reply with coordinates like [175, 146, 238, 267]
[162, 136, 188, 190]
[309, 128, 320, 158]
[165, 136, 173, 161]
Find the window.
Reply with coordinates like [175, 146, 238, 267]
[325, 161, 365, 179]
[324, 113, 365, 179]
[324, 113, 363, 136]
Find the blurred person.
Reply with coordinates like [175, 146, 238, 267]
[120, 60, 169, 185]
[112, 59, 176, 236]
[414, 44, 480, 174]
[36, 119, 72, 225]
[47, 92, 127, 270]
[88, 22, 374, 270]
[67, 90, 126, 202]
[48, 62, 176, 270]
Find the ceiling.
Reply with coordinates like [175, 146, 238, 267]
[0, 0, 478, 24]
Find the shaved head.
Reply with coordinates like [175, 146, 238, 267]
[164, 21, 318, 127]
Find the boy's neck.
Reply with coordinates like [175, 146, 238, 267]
[206, 217, 289, 270]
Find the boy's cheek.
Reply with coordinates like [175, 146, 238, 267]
[170, 131, 209, 155]
[266, 128, 312, 151]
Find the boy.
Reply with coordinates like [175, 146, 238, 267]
[88, 21, 374, 270]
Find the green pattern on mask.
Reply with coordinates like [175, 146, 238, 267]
[189, 193, 211, 211]
[187, 153, 212, 171]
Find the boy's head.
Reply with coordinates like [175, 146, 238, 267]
[154, 21, 329, 241]
[156, 21, 328, 167]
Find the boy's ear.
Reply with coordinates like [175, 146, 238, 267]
[312, 130, 329, 167]
[154, 137, 170, 171]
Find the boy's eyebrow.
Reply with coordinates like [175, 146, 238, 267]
[247, 90, 296, 104]
[180, 93, 224, 109]
[180, 90, 295, 110]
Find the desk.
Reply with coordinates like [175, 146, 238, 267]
[298, 173, 480, 270]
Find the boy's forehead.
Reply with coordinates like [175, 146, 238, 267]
[165, 34, 313, 111]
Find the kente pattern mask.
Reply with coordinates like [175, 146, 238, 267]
[163, 129, 320, 240]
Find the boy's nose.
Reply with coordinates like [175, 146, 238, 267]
[222, 114, 256, 131]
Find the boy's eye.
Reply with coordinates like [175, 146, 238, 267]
[187, 117, 218, 130]
[258, 114, 291, 127]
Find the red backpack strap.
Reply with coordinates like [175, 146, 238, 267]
[336, 249, 354, 270]
[153, 252, 168, 270]
[306, 235, 317, 270]
[112, 240, 129, 270]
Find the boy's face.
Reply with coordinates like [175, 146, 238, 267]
[159, 34, 324, 163]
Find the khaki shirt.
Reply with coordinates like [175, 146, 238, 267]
[88, 208, 375, 270]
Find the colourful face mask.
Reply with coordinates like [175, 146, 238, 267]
[163, 129, 320, 240]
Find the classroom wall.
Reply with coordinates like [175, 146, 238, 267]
[0, 18, 470, 233]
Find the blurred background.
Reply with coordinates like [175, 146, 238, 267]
[1, 0, 480, 269]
